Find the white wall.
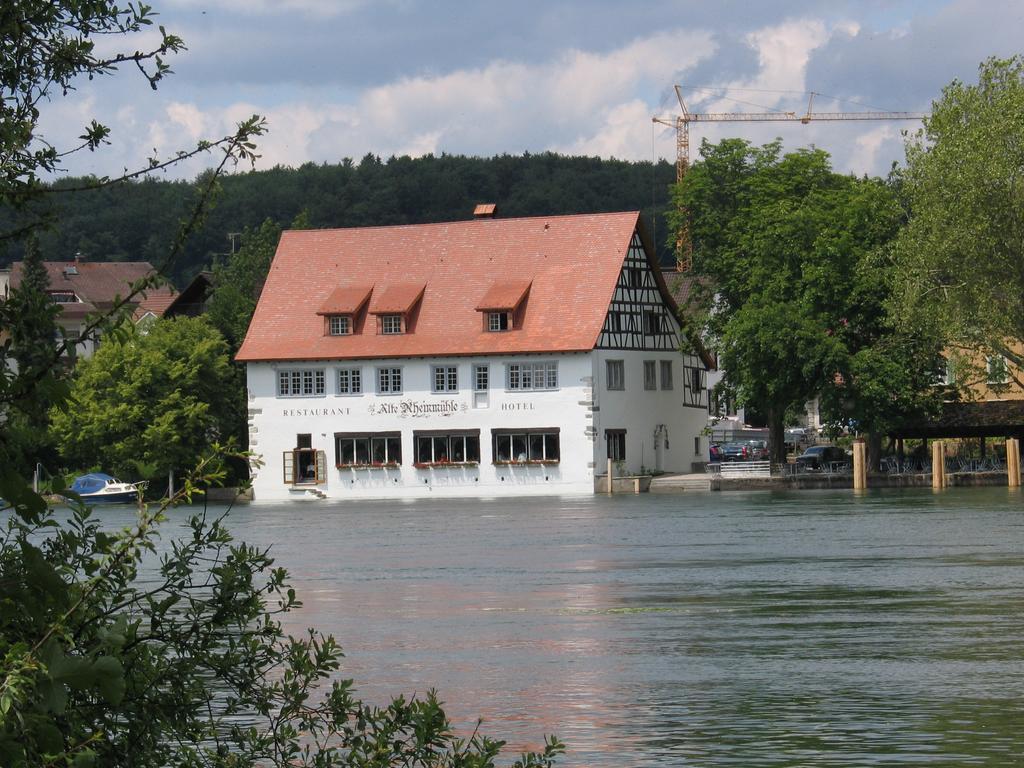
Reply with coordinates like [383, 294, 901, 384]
[592, 349, 708, 475]
[246, 352, 596, 501]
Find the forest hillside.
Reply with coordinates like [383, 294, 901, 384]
[1, 153, 678, 284]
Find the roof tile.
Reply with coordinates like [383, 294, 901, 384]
[237, 212, 642, 362]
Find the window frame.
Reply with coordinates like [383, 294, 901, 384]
[987, 355, 1010, 386]
[643, 309, 665, 336]
[606, 359, 625, 391]
[506, 361, 558, 392]
[491, 428, 560, 465]
[377, 366, 403, 395]
[606, 429, 626, 461]
[277, 368, 326, 398]
[660, 360, 674, 391]
[380, 314, 403, 335]
[337, 366, 362, 395]
[413, 430, 481, 467]
[335, 431, 402, 468]
[284, 448, 327, 484]
[328, 315, 352, 336]
[431, 364, 459, 393]
[487, 311, 510, 332]
[643, 360, 656, 391]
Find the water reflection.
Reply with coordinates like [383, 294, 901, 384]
[123, 488, 1024, 765]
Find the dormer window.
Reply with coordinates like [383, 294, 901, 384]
[381, 314, 403, 335]
[328, 315, 351, 336]
[476, 279, 531, 333]
[487, 312, 510, 332]
[317, 285, 373, 335]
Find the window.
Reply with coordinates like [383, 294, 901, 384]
[643, 360, 656, 390]
[335, 432, 401, 467]
[283, 435, 327, 484]
[606, 429, 626, 461]
[690, 367, 702, 393]
[337, 367, 362, 395]
[414, 431, 480, 465]
[607, 312, 623, 333]
[644, 310, 665, 335]
[987, 355, 1009, 386]
[506, 361, 558, 391]
[328, 315, 351, 335]
[432, 365, 459, 393]
[624, 267, 642, 288]
[487, 312, 510, 332]
[660, 360, 674, 390]
[473, 364, 489, 409]
[377, 367, 402, 394]
[381, 314, 403, 335]
[606, 360, 624, 391]
[277, 368, 326, 397]
[492, 429, 560, 463]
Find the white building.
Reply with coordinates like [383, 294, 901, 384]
[237, 208, 714, 501]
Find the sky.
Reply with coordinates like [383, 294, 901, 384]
[39, 0, 1024, 182]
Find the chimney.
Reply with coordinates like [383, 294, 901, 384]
[473, 203, 497, 219]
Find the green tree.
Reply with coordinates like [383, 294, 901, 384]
[3, 234, 63, 471]
[674, 139, 941, 461]
[891, 56, 1024, 384]
[50, 317, 235, 480]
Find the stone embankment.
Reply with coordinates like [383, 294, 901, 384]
[650, 471, 1012, 492]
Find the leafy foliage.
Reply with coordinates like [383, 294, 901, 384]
[891, 56, 1024, 385]
[49, 317, 236, 479]
[673, 139, 942, 457]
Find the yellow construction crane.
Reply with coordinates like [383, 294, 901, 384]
[653, 85, 927, 270]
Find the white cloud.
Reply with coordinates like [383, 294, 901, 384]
[135, 27, 718, 171]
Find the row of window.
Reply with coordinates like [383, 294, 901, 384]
[327, 311, 514, 336]
[285, 427, 630, 483]
[606, 359, 682, 391]
[331, 429, 561, 468]
[278, 362, 557, 397]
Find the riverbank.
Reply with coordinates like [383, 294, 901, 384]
[651, 470, 1013, 492]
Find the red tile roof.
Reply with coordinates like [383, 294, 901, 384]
[10, 260, 176, 310]
[236, 211, 661, 362]
[368, 283, 426, 315]
[317, 285, 373, 315]
[133, 292, 178, 321]
[475, 279, 532, 312]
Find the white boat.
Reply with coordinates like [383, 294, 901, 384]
[68, 473, 145, 504]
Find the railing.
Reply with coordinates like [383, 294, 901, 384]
[715, 460, 771, 478]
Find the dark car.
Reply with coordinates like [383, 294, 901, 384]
[709, 444, 723, 463]
[795, 445, 847, 470]
[720, 442, 753, 461]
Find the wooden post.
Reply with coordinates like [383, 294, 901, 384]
[932, 440, 945, 489]
[1008, 438, 1020, 488]
[853, 440, 867, 491]
[607, 458, 613, 495]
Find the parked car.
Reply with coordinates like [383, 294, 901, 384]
[720, 442, 753, 461]
[743, 439, 769, 460]
[709, 444, 722, 463]
[795, 445, 847, 470]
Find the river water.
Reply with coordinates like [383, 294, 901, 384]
[146, 488, 1023, 766]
